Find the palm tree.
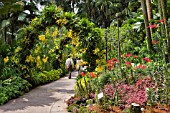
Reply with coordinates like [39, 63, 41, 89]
[76, 0, 131, 28]
[0, 0, 47, 45]
[0, 0, 24, 44]
[160, 0, 170, 62]
[140, 0, 152, 51]
[146, 0, 153, 35]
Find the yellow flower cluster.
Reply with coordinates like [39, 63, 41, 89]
[39, 35, 46, 42]
[95, 66, 104, 72]
[23, 36, 31, 44]
[46, 28, 50, 36]
[34, 46, 41, 54]
[80, 48, 87, 53]
[25, 55, 34, 63]
[21, 65, 28, 70]
[42, 56, 48, 63]
[54, 40, 59, 50]
[36, 56, 42, 69]
[83, 61, 88, 65]
[93, 48, 100, 54]
[67, 29, 73, 38]
[65, 44, 69, 48]
[52, 28, 59, 37]
[55, 44, 59, 49]
[4, 56, 9, 63]
[72, 37, 78, 45]
[14, 46, 22, 53]
[56, 18, 68, 25]
[12, 56, 19, 64]
[48, 49, 55, 53]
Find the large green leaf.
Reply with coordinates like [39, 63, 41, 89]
[133, 22, 142, 29]
[18, 13, 27, 21]
[1, 19, 10, 28]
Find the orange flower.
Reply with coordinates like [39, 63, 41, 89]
[89, 72, 96, 78]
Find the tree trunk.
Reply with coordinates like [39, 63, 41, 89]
[146, 0, 153, 35]
[159, 0, 169, 62]
[158, 0, 164, 36]
[118, 20, 121, 66]
[4, 26, 7, 43]
[140, 0, 152, 52]
[158, 0, 167, 62]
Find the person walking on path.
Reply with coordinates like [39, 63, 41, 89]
[65, 55, 73, 79]
[76, 58, 83, 74]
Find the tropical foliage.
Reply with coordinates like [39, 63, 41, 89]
[0, 0, 170, 112]
[0, 4, 104, 105]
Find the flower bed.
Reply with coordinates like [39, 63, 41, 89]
[66, 55, 170, 113]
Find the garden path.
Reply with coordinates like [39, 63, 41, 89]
[0, 71, 78, 113]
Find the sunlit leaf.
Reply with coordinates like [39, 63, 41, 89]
[18, 13, 27, 21]
[1, 19, 10, 28]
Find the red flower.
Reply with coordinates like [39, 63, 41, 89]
[89, 72, 96, 78]
[111, 58, 119, 62]
[152, 40, 158, 44]
[148, 24, 158, 29]
[135, 64, 147, 69]
[107, 58, 119, 70]
[126, 53, 132, 57]
[158, 18, 165, 23]
[80, 72, 85, 76]
[142, 57, 152, 62]
[125, 62, 132, 68]
[134, 55, 138, 58]
[136, 80, 141, 86]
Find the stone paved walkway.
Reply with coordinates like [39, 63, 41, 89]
[0, 71, 78, 113]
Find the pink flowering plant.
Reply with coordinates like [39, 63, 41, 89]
[102, 76, 158, 109]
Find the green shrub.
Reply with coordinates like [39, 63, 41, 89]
[0, 76, 32, 105]
[26, 68, 63, 86]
